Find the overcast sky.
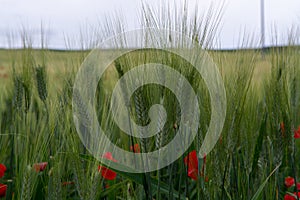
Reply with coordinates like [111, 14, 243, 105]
[0, 0, 299, 49]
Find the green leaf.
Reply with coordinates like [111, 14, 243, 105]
[251, 164, 280, 200]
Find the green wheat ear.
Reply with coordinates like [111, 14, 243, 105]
[133, 87, 149, 153]
[88, 171, 101, 200]
[21, 166, 34, 200]
[71, 154, 87, 200]
[35, 65, 48, 102]
[48, 164, 62, 200]
[114, 59, 124, 78]
[13, 75, 24, 111]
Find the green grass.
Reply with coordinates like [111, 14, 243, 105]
[0, 48, 300, 199]
[0, 46, 299, 199]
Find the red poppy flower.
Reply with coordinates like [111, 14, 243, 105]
[284, 194, 295, 200]
[0, 183, 7, 198]
[98, 166, 117, 180]
[62, 181, 74, 186]
[294, 126, 300, 139]
[297, 182, 300, 190]
[33, 162, 48, 172]
[280, 122, 285, 133]
[184, 150, 199, 180]
[0, 164, 7, 179]
[219, 136, 223, 145]
[98, 152, 117, 180]
[130, 144, 140, 153]
[285, 192, 300, 200]
[285, 176, 295, 188]
[102, 152, 117, 162]
[204, 176, 209, 183]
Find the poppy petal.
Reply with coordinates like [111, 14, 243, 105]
[285, 176, 295, 188]
[33, 162, 48, 172]
[102, 152, 117, 162]
[0, 164, 6, 178]
[284, 194, 296, 200]
[99, 152, 117, 180]
[130, 144, 140, 153]
[0, 184, 7, 198]
[98, 166, 117, 180]
[184, 150, 199, 181]
[294, 126, 300, 139]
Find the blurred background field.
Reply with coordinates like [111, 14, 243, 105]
[0, 47, 296, 93]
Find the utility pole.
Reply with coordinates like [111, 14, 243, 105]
[260, 0, 266, 56]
